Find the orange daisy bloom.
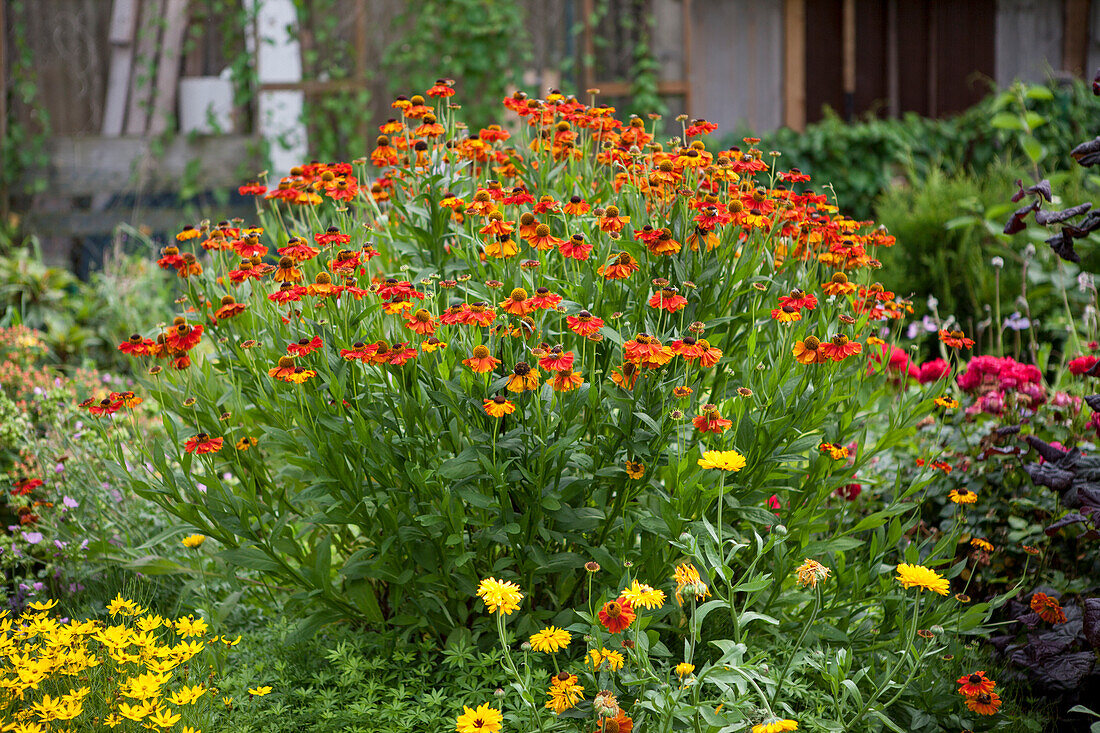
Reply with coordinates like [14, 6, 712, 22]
[506, 362, 541, 392]
[405, 309, 437, 335]
[1030, 592, 1067, 624]
[463, 346, 501, 374]
[483, 395, 516, 417]
[597, 597, 635, 633]
[500, 288, 535, 316]
[820, 334, 862, 361]
[552, 370, 583, 392]
[693, 404, 732, 434]
[610, 363, 639, 390]
[956, 671, 996, 697]
[965, 691, 1001, 716]
[184, 433, 223, 454]
[597, 252, 640, 280]
[648, 288, 688, 313]
[793, 336, 827, 365]
[567, 311, 604, 337]
[939, 329, 975, 350]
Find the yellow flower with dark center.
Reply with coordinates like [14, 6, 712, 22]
[476, 577, 523, 615]
[934, 396, 959, 409]
[895, 563, 950, 595]
[620, 580, 665, 609]
[545, 673, 584, 714]
[236, 436, 258, 451]
[529, 626, 571, 653]
[970, 537, 994, 552]
[455, 703, 503, 733]
[949, 489, 978, 504]
[505, 362, 541, 392]
[697, 450, 746, 472]
[624, 461, 645, 479]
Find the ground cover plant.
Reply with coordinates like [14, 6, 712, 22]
[47, 81, 1055, 733]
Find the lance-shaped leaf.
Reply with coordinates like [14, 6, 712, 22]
[1071, 137, 1100, 167]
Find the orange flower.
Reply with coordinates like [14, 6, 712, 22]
[405, 309, 437, 335]
[538, 348, 574, 372]
[214, 296, 247, 320]
[610, 363, 639, 390]
[939, 329, 975, 350]
[184, 433, 223, 454]
[770, 304, 802, 323]
[500, 288, 534, 316]
[820, 334, 862, 361]
[1030, 592, 1067, 624]
[567, 311, 604, 337]
[463, 346, 501, 374]
[623, 334, 673, 369]
[484, 395, 516, 417]
[527, 224, 564, 251]
[956, 671, 996, 697]
[552, 370, 583, 392]
[793, 336, 827, 364]
[821, 272, 857, 296]
[648, 288, 688, 313]
[693, 404, 732, 434]
[597, 252, 639, 280]
[506, 362, 541, 392]
[965, 691, 1001, 716]
[597, 597, 635, 633]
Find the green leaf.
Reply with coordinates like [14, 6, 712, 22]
[990, 112, 1024, 131]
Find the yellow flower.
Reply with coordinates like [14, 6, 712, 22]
[181, 534, 206, 548]
[675, 662, 695, 677]
[620, 580, 666, 610]
[182, 728, 203, 733]
[545, 673, 584, 714]
[624, 460, 645, 479]
[455, 703, 503, 733]
[794, 559, 831, 589]
[948, 489, 978, 505]
[752, 718, 798, 733]
[933, 396, 959, 409]
[248, 686, 273, 696]
[26, 599, 58, 611]
[895, 563, 950, 596]
[529, 626, 571, 653]
[673, 563, 710, 606]
[107, 594, 139, 617]
[697, 449, 746, 472]
[586, 647, 625, 672]
[476, 577, 523, 616]
[175, 615, 209, 638]
[149, 706, 182, 728]
[970, 537, 994, 552]
[118, 701, 154, 721]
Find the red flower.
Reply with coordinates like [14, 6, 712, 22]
[184, 434, 224, 455]
[598, 596, 636, 633]
[939, 329, 975, 350]
[648, 289, 688, 313]
[287, 336, 324, 356]
[11, 478, 43, 496]
[693, 405, 732, 434]
[566, 311, 604, 337]
[118, 334, 155, 356]
[917, 358, 950, 384]
[956, 671, 996, 697]
[238, 182, 267, 196]
[1068, 354, 1098, 376]
[1030, 592, 1067, 624]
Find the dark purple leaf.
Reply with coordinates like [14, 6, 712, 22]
[1026, 435, 1069, 462]
[1084, 598, 1100, 649]
[1034, 652, 1095, 691]
[1072, 138, 1100, 167]
[1005, 200, 1040, 234]
[1085, 395, 1100, 412]
[1046, 512, 1088, 535]
[1035, 202, 1093, 225]
[1047, 230, 1082, 263]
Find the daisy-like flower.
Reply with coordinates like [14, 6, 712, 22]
[948, 489, 978, 504]
[794, 559, 831, 589]
[934, 396, 959, 409]
[673, 563, 710, 606]
[697, 449, 746, 472]
[674, 662, 695, 678]
[184, 434, 223, 455]
[895, 563, 950, 595]
[792, 336, 826, 364]
[586, 648, 625, 672]
[214, 295, 247, 320]
[598, 251, 640, 280]
[771, 304, 802, 323]
[1030, 592, 1067, 624]
[546, 673, 585, 714]
[567, 310, 604, 337]
[552, 369, 584, 392]
[692, 404, 732, 434]
[956, 671, 996, 697]
[821, 271, 857, 296]
[598, 597, 636, 633]
[506, 362, 541, 392]
[610, 363, 639, 391]
[483, 395, 515, 418]
[455, 703, 503, 733]
[529, 626, 571, 653]
[648, 287, 688, 313]
[624, 461, 645, 479]
[476, 577, 523, 615]
[463, 345, 501, 374]
[939, 329, 975, 350]
[965, 691, 1002, 715]
[970, 538, 994, 552]
[821, 334, 862, 361]
[752, 718, 798, 733]
[181, 534, 206, 548]
[620, 580, 666, 609]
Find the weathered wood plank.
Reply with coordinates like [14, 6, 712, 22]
[103, 0, 139, 136]
[995, 0, 1063, 85]
[125, 0, 164, 135]
[24, 135, 260, 198]
[148, 0, 190, 135]
[784, 0, 806, 130]
[25, 205, 257, 238]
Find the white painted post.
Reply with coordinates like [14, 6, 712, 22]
[245, 0, 308, 181]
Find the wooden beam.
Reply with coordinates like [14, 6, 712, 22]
[683, 0, 693, 118]
[842, 0, 855, 120]
[1064, 0, 1091, 75]
[23, 135, 260, 198]
[102, 0, 138, 136]
[0, 0, 9, 217]
[886, 0, 899, 117]
[591, 79, 690, 97]
[25, 205, 257, 238]
[582, 0, 596, 91]
[147, 0, 190, 135]
[125, 0, 164, 134]
[356, 0, 369, 147]
[783, 0, 806, 130]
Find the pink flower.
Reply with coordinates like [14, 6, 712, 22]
[917, 359, 949, 384]
[1068, 355, 1098, 376]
